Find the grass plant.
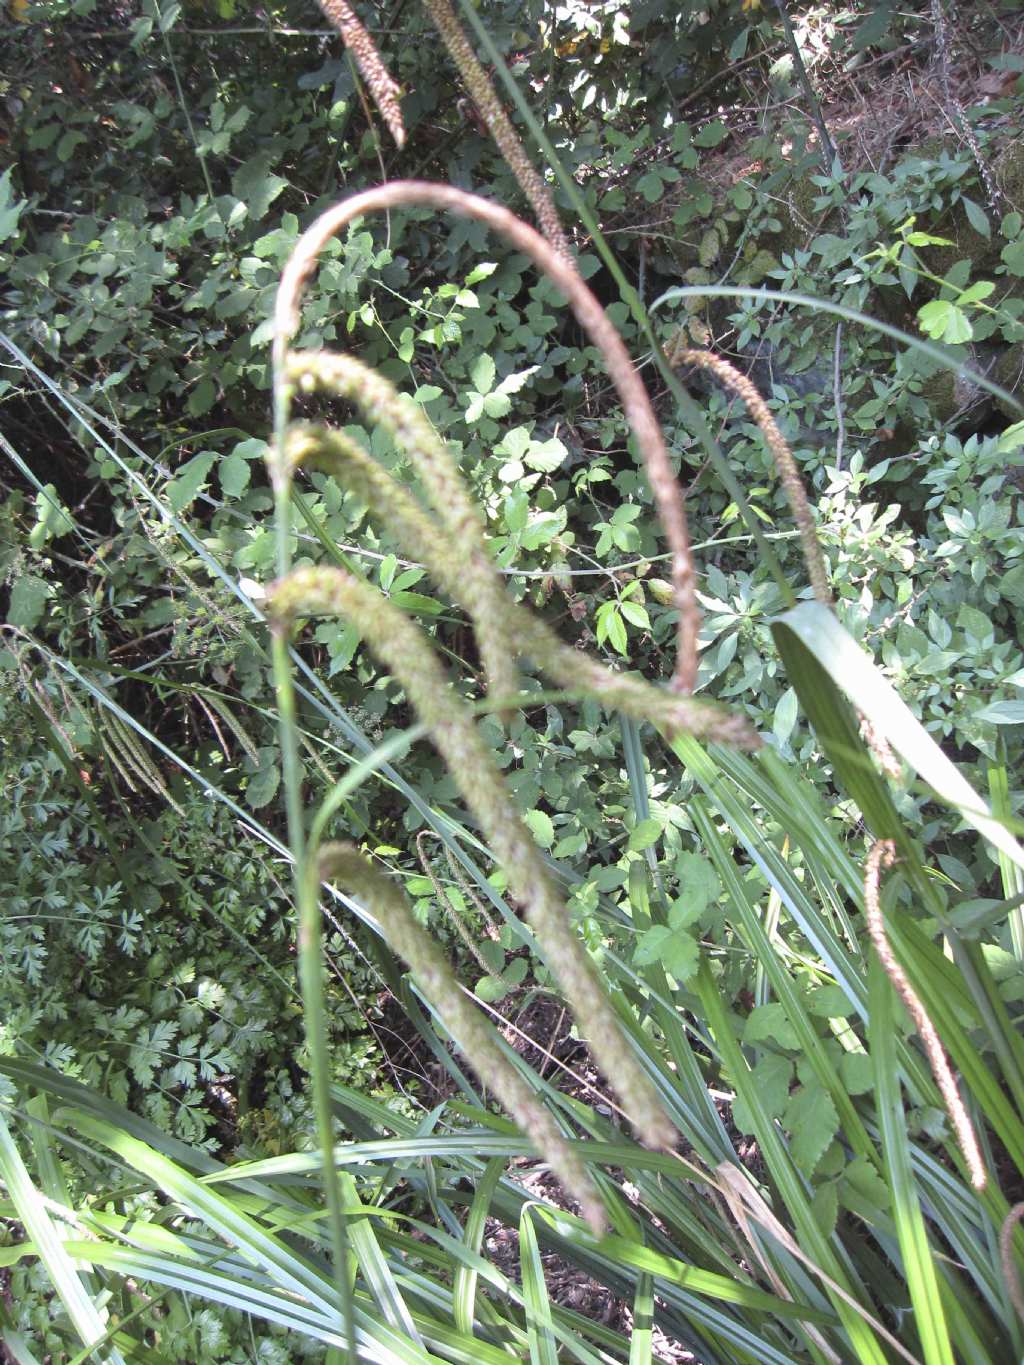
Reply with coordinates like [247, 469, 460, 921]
[4, 7, 1024, 1362]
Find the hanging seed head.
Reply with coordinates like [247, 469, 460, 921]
[319, 841, 607, 1232]
[422, 0, 569, 259]
[316, 0, 405, 148]
[669, 343, 831, 607]
[864, 840, 986, 1190]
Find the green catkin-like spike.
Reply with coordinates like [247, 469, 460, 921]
[318, 842, 606, 1232]
[270, 565, 678, 1151]
[288, 352, 519, 711]
[287, 422, 760, 750]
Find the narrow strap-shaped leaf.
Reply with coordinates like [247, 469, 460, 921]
[453, 1157, 503, 1335]
[520, 1205, 559, 1365]
[772, 602, 1024, 870]
[0, 1110, 125, 1365]
[629, 1270, 654, 1365]
[869, 954, 955, 1365]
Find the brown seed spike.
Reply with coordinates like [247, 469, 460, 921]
[864, 840, 986, 1190]
[316, 0, 405, 148]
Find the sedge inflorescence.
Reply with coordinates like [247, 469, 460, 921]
[267, 181, 764, 1230]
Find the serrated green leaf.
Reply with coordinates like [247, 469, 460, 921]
[464, 261, 497, 286]
[634, 925, 670, 966]
[636, 170, 664, 203]
[619, 599, 650, 630]
[168, 452, 217, 511]
[999, 563, 1024, 606]
[0, 167, 26, 243]
[806, 985, 853, 1018]
[503, 488, 528, 534]
[219, 452, 251, 498]
[772, 687, 799, 746]
[494, 365, 539, 397]
[231, 155, 288, 221]
[475, 975, 510, 1003]
[596, 604, 628, 656]
[477, 940, 504, 974]
[186, 379, 217, 418]
[246, 747, 280, 809]
[497, 426, 531, 460]
[470, 353, 495, 395]
[694, 119, 728, 147]
[29, 484, 74, 547]
[917, 299, 972, 344]
[743, 1003, 800, 1051]
[662, 929, 699, 981]
[840, 1051, 873, 1095]
[732, 1054, 792, 1134]
[524, 809, 554, 848]
[503, 957, 528, 987]
[8, 574, 52, 629]
[524, 438, 567, 473]
[785, 1083, 839, 1176]
[671, 852, 719, 924]
[842, 1154, 891, 1211]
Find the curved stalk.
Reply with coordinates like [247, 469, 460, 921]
[274, 179, 700, 694]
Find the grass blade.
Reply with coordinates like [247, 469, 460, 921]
[0, 1110, 125, 1365]
[772, 602, 1024, 869]
[453, 1156, 503, 1334]
[869, 954, 955, 1365]
[520, 1205, 558, 1365]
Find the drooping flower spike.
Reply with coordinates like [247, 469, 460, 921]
[268, 182, 762, 1228]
